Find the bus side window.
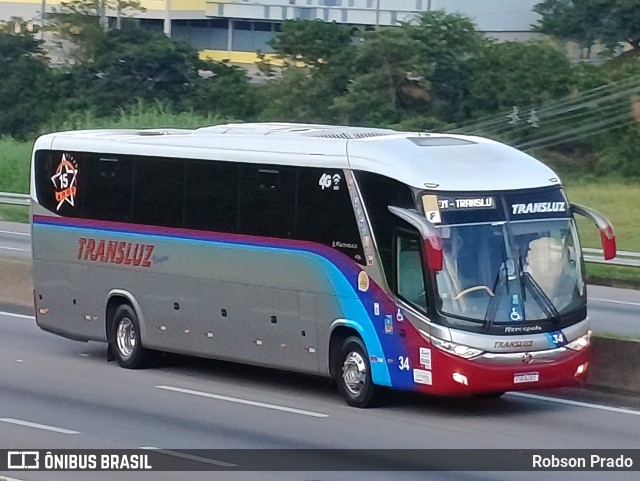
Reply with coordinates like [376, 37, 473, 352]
[355, 172, 415, 284]
[133, 157, 184, 228]
[85, 155, 133, 222]
[394, 231, 428, 312]
[239, 164, 296, 238]
[296, 168, 365, 264]
[184, 161, 239, 233]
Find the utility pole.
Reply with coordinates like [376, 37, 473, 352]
[98, 0, 109, 31]
[40, 0, 46, 38]
[375, 0, 380, 26]
[164, 0, 172, 37]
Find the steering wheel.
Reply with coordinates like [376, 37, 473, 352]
[453, 285, 495, 300]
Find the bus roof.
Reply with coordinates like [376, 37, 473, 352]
[35, 122, 561, 192]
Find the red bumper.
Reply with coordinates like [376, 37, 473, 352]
[422, 346, 590, 396]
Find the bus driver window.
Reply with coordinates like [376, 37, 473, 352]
[524, 236, 576, 312]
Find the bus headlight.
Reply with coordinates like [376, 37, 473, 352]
[419, 330, 484, 359]
[566, 331, 591, 351]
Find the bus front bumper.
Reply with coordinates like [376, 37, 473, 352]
[421, 345, 590, 396]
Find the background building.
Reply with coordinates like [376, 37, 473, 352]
[1, 0, 541, 64]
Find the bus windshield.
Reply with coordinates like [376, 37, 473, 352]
[435, 219, 584, 324]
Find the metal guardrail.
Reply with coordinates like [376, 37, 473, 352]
[583, 248, 640, 268]
[0, 192, 29, 206]
[0, 191, 638, 267]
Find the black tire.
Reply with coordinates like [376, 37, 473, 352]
[109, 304, 153, 369]
[335, 336, 384, 408]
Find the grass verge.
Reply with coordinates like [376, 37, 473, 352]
[0, 205, 29, 223]
[0, 136, 32, 194]
[565, 181, 640, 288]
[565, 181, 640, 252]
[585, 264, 640, 289]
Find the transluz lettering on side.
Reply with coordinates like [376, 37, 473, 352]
[77, 237, 154, 268]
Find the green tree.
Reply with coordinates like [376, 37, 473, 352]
[189, 61, 257, 120]
[257, 68, 333, 123]
[0, 25, 52, 137]
[408, 10, 485, 121]
[258, 19, 357, 123]
[597, 125, 640, 177]
[65, 27, 202, 115]
[47, 2, 252, 120]
[534, 0, 640, 55]
[331, 26, 433, 126]
[48, 0, 145, 64]
[48, 0, 104, 64]
[267, 19, 356, 69]
[332, 11, 485, 126]
[468, 41, 574, 114]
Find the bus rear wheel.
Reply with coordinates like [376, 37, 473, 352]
[336, 336, 384, 408]
[110, 304, 153, 369]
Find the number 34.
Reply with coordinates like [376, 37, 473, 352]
[398, 356, 410, 371]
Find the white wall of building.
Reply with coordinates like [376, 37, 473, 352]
[0, 0, 542, 52]
[205, 0, 540, 33]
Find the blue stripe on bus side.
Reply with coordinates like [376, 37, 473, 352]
[307, 257, 392, 387]
[34, 221, 393, 387]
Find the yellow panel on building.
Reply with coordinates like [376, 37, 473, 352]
[200, 49, 284, 67]
[140, 0, 205, 11]
[2, 0, 62, 4]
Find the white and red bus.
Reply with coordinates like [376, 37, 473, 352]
[30, 123, 616, 407]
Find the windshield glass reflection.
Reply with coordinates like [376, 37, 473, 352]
[435, 220, 584, 323]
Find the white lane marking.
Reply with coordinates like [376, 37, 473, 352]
[508, 392, 640, 416]
[0, 230, 30, 236]
[156, 385, 329, 418]
[0, 311, 35, 320]
[0, 418, 80, 434]
[590, 298, 640, 307]
[140, 447, 238, 468]
[0, 246, 28, 252]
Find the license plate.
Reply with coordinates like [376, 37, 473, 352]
[514, 372, 539, 384]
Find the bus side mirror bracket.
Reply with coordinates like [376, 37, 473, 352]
[388, 206, 443, 271]
[571, 203, 616, 260]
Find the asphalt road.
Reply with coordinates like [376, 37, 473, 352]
[0, 221, 30, 259]
[588, 285, 640, 338]
[1, 310, 640, 481]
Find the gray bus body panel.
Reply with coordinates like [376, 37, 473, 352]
[31, 204, 363, 376]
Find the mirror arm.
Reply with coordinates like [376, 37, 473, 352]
[571, 203, 616, 260]
[571, 204, 614, 239]
[388, 206, 443, 271]
[388, 206, 439, 240]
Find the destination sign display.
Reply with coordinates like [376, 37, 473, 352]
[421, 188, 570, 225]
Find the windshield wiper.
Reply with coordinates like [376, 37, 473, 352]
[522, 272, 562, 325]
[483, 262, 507, 331]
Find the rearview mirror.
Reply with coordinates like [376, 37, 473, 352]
[571, 204, 616, 260]
[388, 206, 443, 271]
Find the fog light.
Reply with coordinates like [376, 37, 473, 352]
[574, 362, 589, 376]
[452, 372, 468, 385]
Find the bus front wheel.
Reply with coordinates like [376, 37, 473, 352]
[336, 336, 384, 408]
[110, 304, 153, 369]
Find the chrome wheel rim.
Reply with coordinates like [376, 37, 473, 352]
[116, 318, 136, 360]
[342, 351, 367, 395]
